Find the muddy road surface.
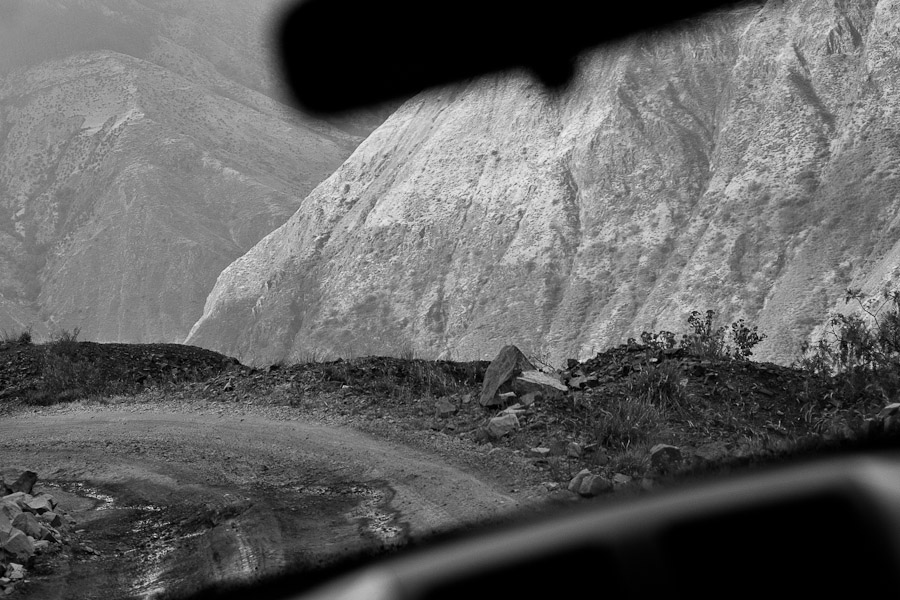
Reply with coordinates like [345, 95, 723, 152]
[0, 406, 522, 599]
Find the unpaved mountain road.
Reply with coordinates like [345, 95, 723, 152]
[0, 404, 527, 599]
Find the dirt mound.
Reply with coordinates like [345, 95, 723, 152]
[0, 339, 241, 408]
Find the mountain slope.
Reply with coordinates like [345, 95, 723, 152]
[0, 0, 387, 341]
[187, 0, 900, 366]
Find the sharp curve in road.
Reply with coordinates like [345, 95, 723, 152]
[0, 406, 522, 599]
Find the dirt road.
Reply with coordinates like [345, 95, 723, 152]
[0, 403, 524, 599]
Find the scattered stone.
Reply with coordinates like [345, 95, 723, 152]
[487, 413, 520, 439]
[0, 503, 22, 530]
[579, 475, 613, 497]
[40, 527, 60, 543]
[479, 345, 535, 407]
[649, 444, 683, 472]
[612, 473, 633, 489]
[11, 513, 41, 539]
[1, 493, 27, 509]
[25, 495, 54, 515]
[5, 564, 24, 581]
[519, 391, 540, 406]
[38, 513, 63, 528]
[692, 440, 729, 465]
[472, 428, 491, 443]
[567, 469, 592, 493]
[434, 398, 457, 419]
[9, 472, 36, 496]
[1, 529, 34, 563]
[32, 540, 51, 553]
[566, 442, 583, 458]
[512, 370, 568, 400]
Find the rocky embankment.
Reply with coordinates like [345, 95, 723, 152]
[1, 471, 74, 596]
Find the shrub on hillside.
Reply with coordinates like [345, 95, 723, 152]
[1, 327, 33, 348]
[28, 328, 118, 406]
[796, 288, 900, 403]
[641, 310, 766, 361]
[797, 289, 900, 375]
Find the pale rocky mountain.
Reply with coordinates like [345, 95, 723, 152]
[0, 0, 388, 341]
[189, 0, 900, 366]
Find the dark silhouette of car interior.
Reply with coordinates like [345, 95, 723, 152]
[189, 1, 900, 597]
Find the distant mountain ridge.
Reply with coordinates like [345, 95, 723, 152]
[186, 0, 900, 366]
[0, 0, 388, 341]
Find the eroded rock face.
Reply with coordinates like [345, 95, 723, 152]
[189, 0, 900, 366]
[0, 1, 387, 343]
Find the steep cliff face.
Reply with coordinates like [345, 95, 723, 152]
[188, 0, 900, 366]
[0, 1, 385, 341]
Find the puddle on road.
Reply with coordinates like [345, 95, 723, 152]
[27, 479, 408, 600]
[293, 482, 408, 546]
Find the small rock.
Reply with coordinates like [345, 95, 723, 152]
[513, 370, 568, 400]
[567, 469, 592, 493]
[641, 477, 655, 491]
[32, 540, 51, 553]
[519, 391, 541, 406]
[487, 413, 520, 439]
[543, 481, 560, 491]
[566, 442, 583, 458]
[5, 564, 24, 581]
[11, 513, 41, 539]
[472, 428, 491, 443]
[1, 493, 28, 510]
[25, 495, 54, 515]
[9, 472, 36, 496]
[529, 447, 551, 458]
[579, 475, 613, 497]
[1, 529, 34, 563]
[434, 398, 457, 419]
[0, 502, 22, 530]
[649, 444, 683, 472]
[612, 473, 633, 489]
[38, 512, 64, 528]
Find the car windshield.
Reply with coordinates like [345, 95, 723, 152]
[1, 1, 899, 598]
